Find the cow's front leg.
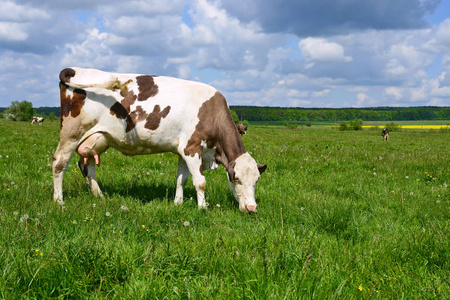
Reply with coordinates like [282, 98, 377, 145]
[184, 155, 207, 209]
[175, 157, 189, 205]
[78, 156, 103, 198]
[52, 140, 78, 202]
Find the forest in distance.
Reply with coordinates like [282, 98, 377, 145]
[1, 105, 449, 122]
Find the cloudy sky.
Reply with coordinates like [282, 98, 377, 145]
[1, 0, 450, 108]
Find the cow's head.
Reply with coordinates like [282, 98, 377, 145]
[227, 153, 267, 212]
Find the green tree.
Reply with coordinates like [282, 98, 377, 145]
[5, 101, 36, 121]
[48, 112, 58, 121]
[230, 109, 239, 124]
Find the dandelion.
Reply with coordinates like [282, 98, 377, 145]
[405, 176, 409, 179]
[142, 225, 146, 229]
[358, 286, 363, 292]
[373, 172, 377, 176]
[300, 207, 305, 211]
[106, 212, 111, 217]
[72, 220, 77, 224]
[410, 192, 414, 196]
[216, 204, 220, 208]
[120, 205, 129, 211]
[183, 221, 190, 227]
[13, 211, 18, 216]
[20, 214, 29, 222]
[93, 203, 96, 208]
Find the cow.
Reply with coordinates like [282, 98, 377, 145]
[236, 124, 248, 135]
[32, 116, 44, 124]
[381, 128, 389, 141]
[52, 67, 266, 212]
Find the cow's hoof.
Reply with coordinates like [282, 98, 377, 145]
[198, 202, 209, 209]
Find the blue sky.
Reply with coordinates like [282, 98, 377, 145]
[1, 0, 450, 108]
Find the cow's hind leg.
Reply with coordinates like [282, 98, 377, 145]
[174, 157, 189, 205]
[77, 156, 104, 198]
[52, 140, 78, 202]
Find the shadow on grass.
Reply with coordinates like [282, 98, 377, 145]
[97, 182, 197, 205]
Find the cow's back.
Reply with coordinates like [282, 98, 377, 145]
[60, 68, 223, 156]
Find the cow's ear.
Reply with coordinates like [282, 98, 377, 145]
[257, 163, 267, 175]
[227, 161, 238, 183]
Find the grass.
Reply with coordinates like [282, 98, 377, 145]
[0, 119, 449, 299]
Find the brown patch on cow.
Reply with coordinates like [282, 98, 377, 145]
[52, 155, 66, 174]
[136, 75, 159, 101]
[145, 105, 171, 130]
[59, 68, 76, 83]
[184, 92, 245, 171]
[119, 89, 137, 112]
[110, 102, 129, 119]
[109, 88, 139, 132]
[127, 105, 148, 132]
[60, 82, 86, 128]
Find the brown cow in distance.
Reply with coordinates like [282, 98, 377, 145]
[236, 124, 248, 135]
[381, 128, 389, 141]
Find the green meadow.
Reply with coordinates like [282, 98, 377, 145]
[0, 119, 449, 299]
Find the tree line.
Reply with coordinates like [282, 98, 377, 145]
[1, 102, 449, 122]
[231, 106, 450, 122]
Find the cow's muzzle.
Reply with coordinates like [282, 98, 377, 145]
[246, 205, 257, 213]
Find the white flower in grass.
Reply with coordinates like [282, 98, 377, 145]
[216, 204, 220, 208]
[13, 211, 18, 216]
[410, 192, 414, 196]
[373, 172, 377, 176]
[405, 176, 409, 179]
[20, 214, 29, 222]
[301, 207, 305, 211]
[183, 221, 190, 227]
[120, 205, 129, 211]
[93, 203, 96, 208]
[106, 212, 111, 217]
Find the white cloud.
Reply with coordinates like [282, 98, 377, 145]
[0, 22, 28, 41]
[0, 0, 450, 108]
[384, 87, 403, 100]
[299, 37, 352, 63]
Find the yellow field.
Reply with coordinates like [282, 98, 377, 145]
[362, 125, 449, 130]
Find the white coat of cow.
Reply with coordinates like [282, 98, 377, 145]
[52, 67, 266, 212]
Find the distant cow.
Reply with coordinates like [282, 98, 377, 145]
[53, 67, 266, 212]
[236, 124, 248, 135]
[32, 117, 44, 124]
[381, 128, 389, 141]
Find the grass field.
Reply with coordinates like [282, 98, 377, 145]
[0, 119, 449, 299]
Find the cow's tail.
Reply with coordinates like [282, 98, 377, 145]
[65, 79, 133, 93]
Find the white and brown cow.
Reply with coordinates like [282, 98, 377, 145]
[32, 116, 44, 124]
[52, 67, 266, 212]
[381, 128, 389, 141]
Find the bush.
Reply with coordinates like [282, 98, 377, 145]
[4, 101, 35, 121]
[349, 119, 363, 130]
[339, 119, 363, 131]
[339, 122, 350, 131]
[385, 122, 401, 132]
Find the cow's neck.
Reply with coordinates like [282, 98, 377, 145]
[214, 119, 246, 169]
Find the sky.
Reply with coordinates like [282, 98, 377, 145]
[1, 0, 450, 108]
